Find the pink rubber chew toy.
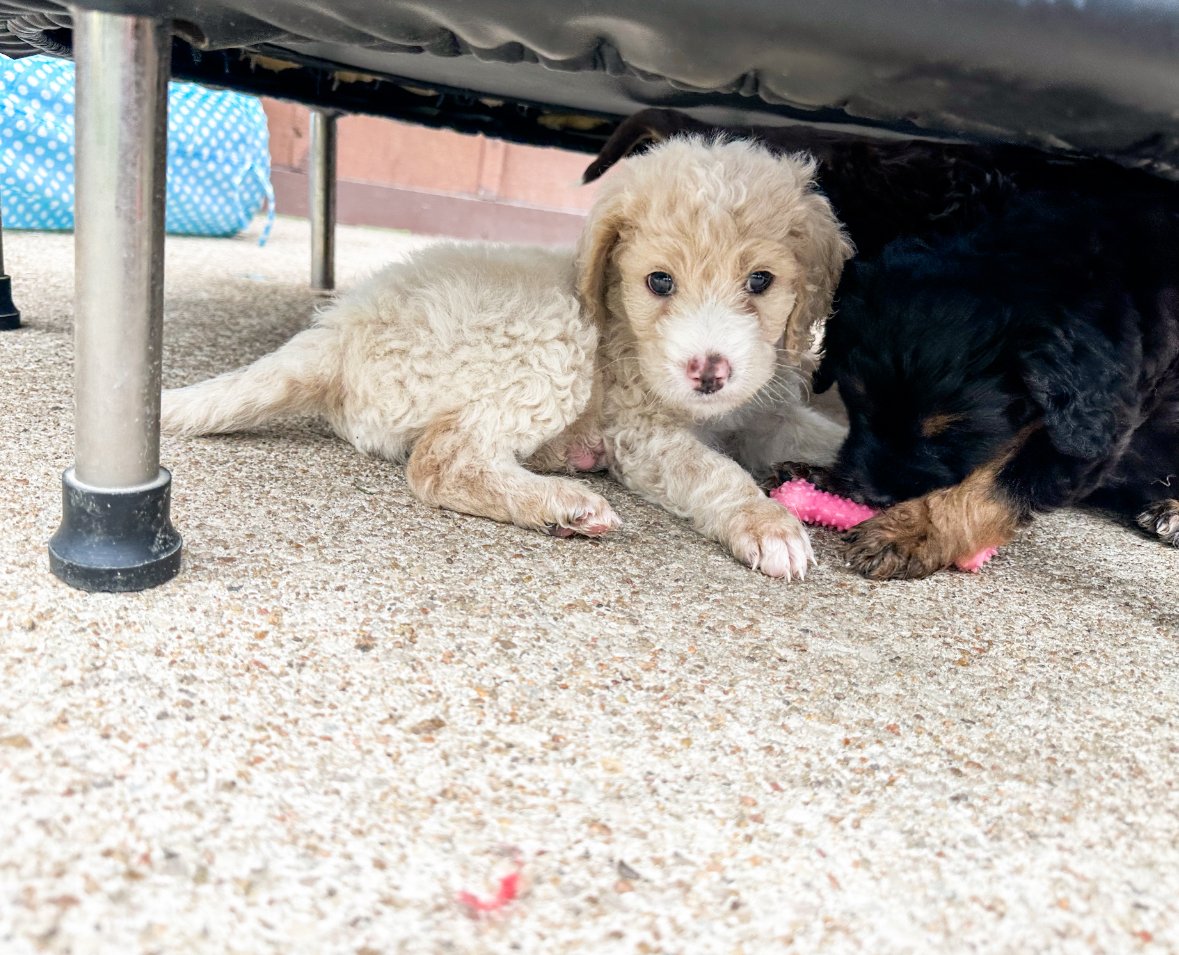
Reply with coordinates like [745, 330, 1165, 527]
[770, 478, 877, 531]
[953, 546, 999, 573]
[770, 478, 997, 573]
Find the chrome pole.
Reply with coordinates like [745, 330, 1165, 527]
[72, 9, 169, 487]
[308, 108, 338, 292]
[49, 9, 181, 590]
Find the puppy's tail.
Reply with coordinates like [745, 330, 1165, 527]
[162, 325, 337, 437]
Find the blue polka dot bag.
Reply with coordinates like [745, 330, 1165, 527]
[0, 55, 275, 242]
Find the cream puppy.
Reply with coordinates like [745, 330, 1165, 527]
[163, 137, 851, 578]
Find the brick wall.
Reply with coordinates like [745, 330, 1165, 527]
[263, 99, 602, 244]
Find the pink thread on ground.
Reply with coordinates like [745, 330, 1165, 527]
[770, 478, 998, 573]
[457, 870, 520, 915]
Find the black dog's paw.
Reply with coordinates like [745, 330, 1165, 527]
[762, 461, 837, 494]
[844, 514, 941, 581]
[1136, 499, 1179, 546]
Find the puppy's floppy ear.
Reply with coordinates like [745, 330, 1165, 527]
[582, 108, 706, 183]
[575, 184, 627, 330]
[783, 181, 855, 357]
[1018, 313, 1122, 459]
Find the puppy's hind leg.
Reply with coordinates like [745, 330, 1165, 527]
[406, 412, 621, 538]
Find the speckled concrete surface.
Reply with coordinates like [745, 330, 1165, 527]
[1, 218, 1177, 955]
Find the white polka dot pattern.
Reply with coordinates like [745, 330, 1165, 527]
[0, 55, 275, 243]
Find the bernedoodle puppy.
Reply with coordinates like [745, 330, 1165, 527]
[795, 189, 1179, 579]
[162, 138, 852, 578]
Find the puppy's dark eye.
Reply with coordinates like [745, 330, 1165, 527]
[646, 271, 675, 296]
[745, 271, 774, 294]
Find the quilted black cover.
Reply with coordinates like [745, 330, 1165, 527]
[2, 0, 1179, 170]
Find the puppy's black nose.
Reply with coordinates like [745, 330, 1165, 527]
[687, 354, 731, 394]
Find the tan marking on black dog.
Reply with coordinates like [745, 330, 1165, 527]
[844, 429, 1040, 580]
[920, 412, 965, 438]
[844, 461, 1020, 579]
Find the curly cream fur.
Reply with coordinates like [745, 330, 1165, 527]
[162, 138, 851, 577]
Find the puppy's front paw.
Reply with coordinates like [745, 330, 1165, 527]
[1137, 499, 1179, 547]
[844, 506, 942, 580]
[726, 501, 814, 579]
[761, 461, 837, 494]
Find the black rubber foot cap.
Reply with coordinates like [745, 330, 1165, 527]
[0, 274, 19, 330]
[48, 467, 183, 592]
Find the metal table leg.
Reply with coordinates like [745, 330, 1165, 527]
[308, 107, 337, 292]
[0, 195, 20, 330]
[48, 9, 182, 591]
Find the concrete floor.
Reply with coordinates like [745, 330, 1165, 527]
[1, 218, 1176, 954]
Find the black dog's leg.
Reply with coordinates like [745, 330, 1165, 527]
[760, 460, 840, 494]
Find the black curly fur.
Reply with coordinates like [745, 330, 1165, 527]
[813, 190, 1179, 543]
[583, 107, 1178, 257]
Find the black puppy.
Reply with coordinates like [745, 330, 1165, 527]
[584, 107, 1173, 257]
[804, 191, 1179, 579]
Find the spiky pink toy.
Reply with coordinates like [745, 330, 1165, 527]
[770, 478, 877, 531]
[770, 478, 998, 573]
